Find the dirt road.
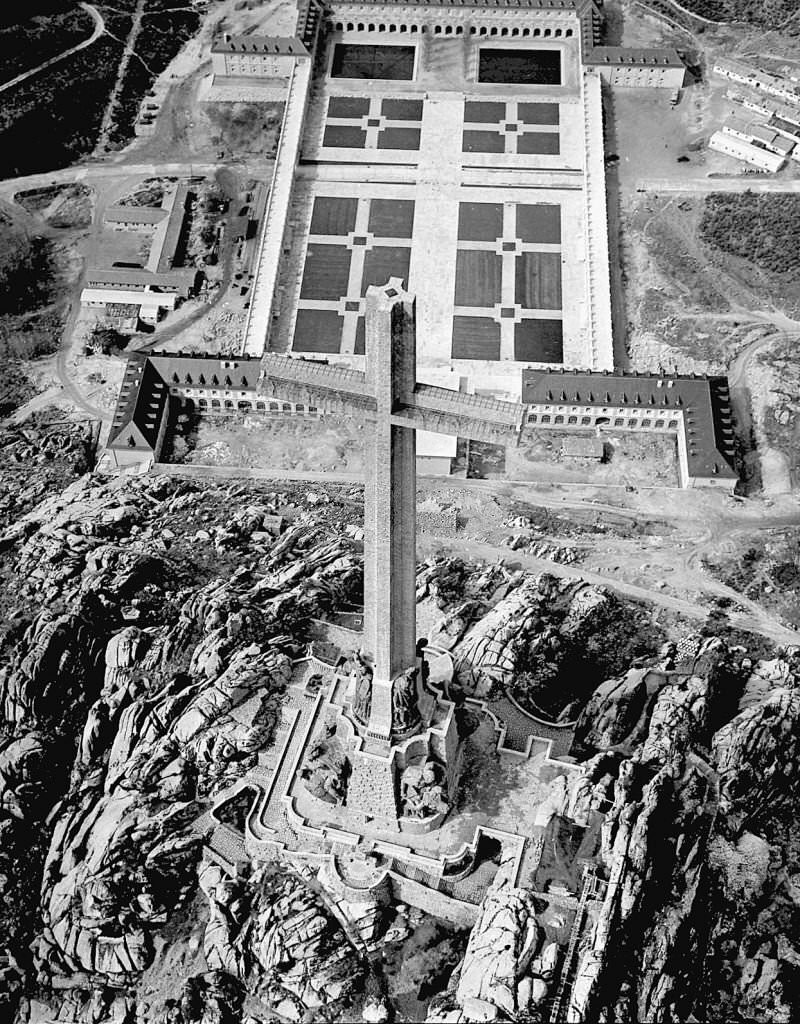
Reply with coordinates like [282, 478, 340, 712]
[0, 162, 257, 200]
[0, 3, 104, 94]
[94, 0, 146, 155]
[728, 328, 799, 495]
[427, 536, 799, 647]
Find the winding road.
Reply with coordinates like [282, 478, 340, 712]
[0, 4, 105, 95]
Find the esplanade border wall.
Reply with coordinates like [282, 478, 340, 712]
[580, 67, 614, 372]
[241, 59, 313, 357]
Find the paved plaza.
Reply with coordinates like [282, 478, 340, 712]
[268, 30, 613, 397]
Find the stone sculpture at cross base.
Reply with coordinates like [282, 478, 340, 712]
[299, 280, 461, 834]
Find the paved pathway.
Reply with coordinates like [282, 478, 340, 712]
[0, 4, 104, 94]
[637, 177, 800, 193]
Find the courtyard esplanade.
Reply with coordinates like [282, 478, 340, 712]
[323, 0, 601, 50]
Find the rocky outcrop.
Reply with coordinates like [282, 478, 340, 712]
[37, 614, 293, 983]
[0, 601, 106, 726]
[200, 862, 363, 1021]
[455, 858, 540, 1018]
[0, 475, 368, 1013]
[426, 855, 561, 1022]
[573, 667, 650, 751]
[452, 575, 614, 699]
[713, 686, 800, 834]
[0, 733, 49, 819]
[1, 461, 799, 1024]
[738, 652, 799, 709]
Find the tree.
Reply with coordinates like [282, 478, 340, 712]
[0, 223, 53, 315]
[87, 326, 127, 356]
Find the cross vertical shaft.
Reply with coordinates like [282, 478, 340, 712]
[362, 281, 418, 740]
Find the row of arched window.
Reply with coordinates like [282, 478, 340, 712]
[328, 21, 573, 36]
[527, 411, 680, 429]
[190, 398, 319, 414]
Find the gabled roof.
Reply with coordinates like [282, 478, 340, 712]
[85, 267, 196, 297]
[212, 34, 309, 56]
[105, 206, 168, 225]
[107, 352, 263, 451]
[108, 356, 170, 449]
[585, 46, 684, 68]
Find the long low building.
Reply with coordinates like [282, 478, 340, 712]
[712, 57, 800, 107]
[105, 206, 169, 228]
[85, 267, 197, 300]
[709, 130, 786, 172]
[722, 118, 795, 158]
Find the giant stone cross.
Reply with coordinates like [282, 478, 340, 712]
[260, 279, 525, 761]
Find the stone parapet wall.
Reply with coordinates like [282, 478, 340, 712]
[241, 58, 313, 357]
[578, 69, 614, 371]
[389, 871, 478, 926]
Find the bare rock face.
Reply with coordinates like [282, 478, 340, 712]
[455, 864, 540, 1018]
[452, 577, 546, 696]
[573, 668, 650, 751]
[425, 856, 560, 1023]
[0, 733, 49, 819]
[452, 575, 613, 698]
[200, 862, 363, 1020]
[36, 617, 294, 982]
[713, 686, 800, 834]
[575, 637, 740, 759]
[738, 652, 799, 709]
[640, 673, 710, 764]
[0, 602, 106, 726]
[569, 757, 712, 1024]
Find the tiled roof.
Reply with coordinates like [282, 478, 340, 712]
[107, 352, 263, 450]
[770, 114, 800, 138]
[724, 116, 751, 136]
[714, 57, 800, 98]
[585, 46, 684, 67]
[212, 35, 309, 55]
[149, 185, 190, 274]
[108, 356, 170, 449]
[105, 206, 168, 225]
[85, 267, 196, 297]
[148, 353, 260, 390]
[521, 369, 737, 480]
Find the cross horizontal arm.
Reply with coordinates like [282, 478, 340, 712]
[260, 354, 526, 444]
